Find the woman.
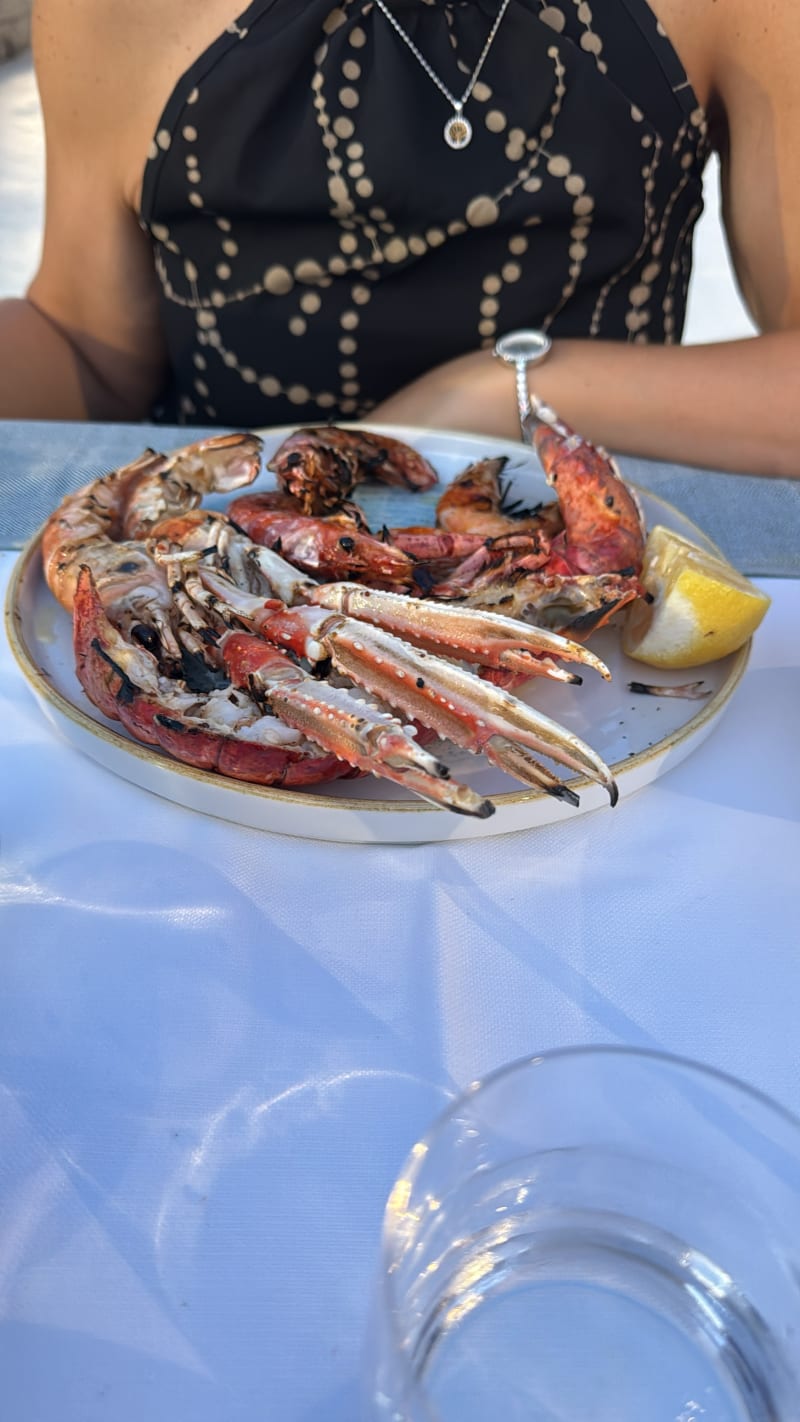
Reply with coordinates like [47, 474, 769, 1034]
[1, 0, 798, 476]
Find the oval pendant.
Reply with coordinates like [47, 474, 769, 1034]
[444, 113, 472, 150]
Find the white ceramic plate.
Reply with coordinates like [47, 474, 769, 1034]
[5, 424, 748, 843]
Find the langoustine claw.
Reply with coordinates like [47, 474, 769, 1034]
[78, 548, 496, 816]
[152, 513, 610, 687]
[306, 582, 612, 686]
[153, 515, 614, 807]
[220, 632, 495, 817]
[187, 566, 618, 806]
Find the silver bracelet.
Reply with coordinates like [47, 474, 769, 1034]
[493, 329, 559, 444]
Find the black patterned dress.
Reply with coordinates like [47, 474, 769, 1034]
[139, 0, 710, 426]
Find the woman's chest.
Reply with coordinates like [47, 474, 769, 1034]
[130, 0, 716, 213]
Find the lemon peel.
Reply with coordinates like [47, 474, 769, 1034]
[622, 525, 771, 669]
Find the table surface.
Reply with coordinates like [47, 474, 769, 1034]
[1, 421, 799, 1421]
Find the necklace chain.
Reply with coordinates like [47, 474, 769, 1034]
[373, 0, 513, 148]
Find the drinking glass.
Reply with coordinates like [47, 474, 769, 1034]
[366, 1046, 800, 1422]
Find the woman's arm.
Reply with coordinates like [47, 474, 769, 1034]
[372, 1, 800, 479]
[370, 333, 800, 478]
[0, 0, 173, 419]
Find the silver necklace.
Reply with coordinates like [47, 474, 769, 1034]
[373, 0, 513, 150]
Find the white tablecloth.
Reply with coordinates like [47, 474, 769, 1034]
[1, 547, 799, 1420]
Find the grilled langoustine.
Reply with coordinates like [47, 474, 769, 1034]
[40, 426, 626, 816]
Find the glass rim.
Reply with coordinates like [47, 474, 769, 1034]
[378, 1043, 800, 1367]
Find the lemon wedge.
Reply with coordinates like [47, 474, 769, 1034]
[622, 525, 771, 669]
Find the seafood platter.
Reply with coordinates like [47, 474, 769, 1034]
[6, 422, 749, 843]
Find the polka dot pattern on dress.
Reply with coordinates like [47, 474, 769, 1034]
[139, 0, 710, 426]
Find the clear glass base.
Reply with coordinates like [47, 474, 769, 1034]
[414, 1212, 787, 1422]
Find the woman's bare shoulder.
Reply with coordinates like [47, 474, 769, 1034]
[705, 0, 800, 331]
[711, 0, 800, 81]
[32, 0, 246, 206]
[33, 0, 242, 152]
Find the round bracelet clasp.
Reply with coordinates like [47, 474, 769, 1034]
[493, 330, 553, 444]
